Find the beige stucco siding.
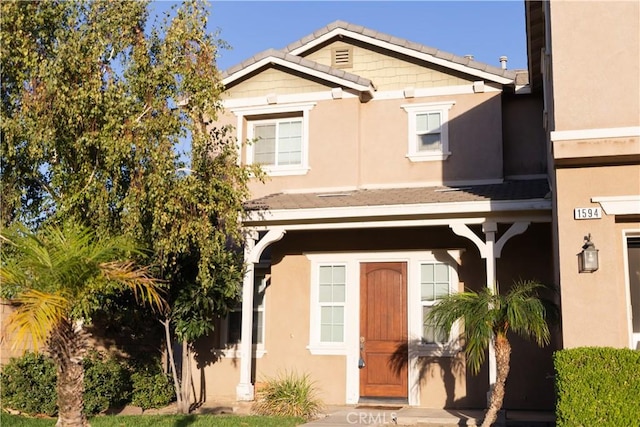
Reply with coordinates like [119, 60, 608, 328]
[255, 253, 347, 404]
[549, 1, 640, 130]
[502, 95, 547, 177]
[555, 164, 640, 348]
[229, 89, 505, 198]
[360, 92, 504, 185]
[303, 41, 473, 91]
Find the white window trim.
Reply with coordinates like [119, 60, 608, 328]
[308, 262, 350, 355]
[401, 101, 455, 162]
[219, 275, 268, 358]
[415, 260, 462, 357]
[232, 102, 316, 176]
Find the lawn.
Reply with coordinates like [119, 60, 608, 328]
[0, 413, 305, 427]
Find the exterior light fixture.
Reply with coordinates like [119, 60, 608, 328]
[578, 234, 599, 273]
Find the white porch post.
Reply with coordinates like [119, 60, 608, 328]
[236, 228, 287, 401]
[236, 231, 258, 401]
[482, 222, 498, 405]
[450, 221, 530, 405]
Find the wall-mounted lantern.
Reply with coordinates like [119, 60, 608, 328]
[578, 234, 599, 273]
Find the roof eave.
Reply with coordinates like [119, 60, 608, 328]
[222, 56, 375, 98]
[243, 198, 552, 226]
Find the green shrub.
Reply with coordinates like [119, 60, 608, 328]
[554, 347, 640, 426]
[0, 352, 57, 416]
[130, 363, 175, 409]
[82, 350, 132, 415]
[252, 371, 323, 420]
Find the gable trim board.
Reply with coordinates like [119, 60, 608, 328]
[222, 56, 375, 96]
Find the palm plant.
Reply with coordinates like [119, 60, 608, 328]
[425, 280, 553, 427]
[0, 221, 165, 427]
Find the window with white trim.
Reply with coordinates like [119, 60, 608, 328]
[234, 102, 315, 176]
[318, 264, 346, 343]
[251, 117, 303, 167]
[308, 261, 349, 355]
[402, 101, 455, 162]
[418, 261, 460, 355]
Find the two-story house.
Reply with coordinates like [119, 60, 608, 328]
[201, 20, 558, 411]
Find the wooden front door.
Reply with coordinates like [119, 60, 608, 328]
[359, 262, 408, 399]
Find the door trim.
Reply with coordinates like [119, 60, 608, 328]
[305, 250, 463, 406]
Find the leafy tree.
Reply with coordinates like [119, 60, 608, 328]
[0, 221, 164, 427]
[425, 280, 554, 427]
[1, 0, 259, 414]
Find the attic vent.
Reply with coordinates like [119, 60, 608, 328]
[332, 47, 353, 68]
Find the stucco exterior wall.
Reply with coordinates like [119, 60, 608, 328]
[221, 80, 507, 198]
[549, 1, 640, 131]
[555, 164, 640, 348]
[502, 95, 547, 178]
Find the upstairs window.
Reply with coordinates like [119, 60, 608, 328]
[233, 102, 315, 176]
[252, 118, 302, 167]
[402, 101, 455, 162]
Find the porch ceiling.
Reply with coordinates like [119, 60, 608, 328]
[243, 179, 552, 228]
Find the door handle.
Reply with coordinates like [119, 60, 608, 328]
[358, 336, 366, 369]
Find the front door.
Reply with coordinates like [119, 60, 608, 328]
[359, 262, 408, 399]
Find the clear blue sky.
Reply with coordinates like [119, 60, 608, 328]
[150, 1, 529, 72]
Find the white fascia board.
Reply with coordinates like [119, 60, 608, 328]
[223, 56, 374, 95]
[288, 28, 513, 85]
[245, 199, 551, 223]
[243, 215, 551, 232]
[551, 126, 640, 141]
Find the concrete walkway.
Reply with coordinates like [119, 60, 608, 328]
[299, 405, 556, 427]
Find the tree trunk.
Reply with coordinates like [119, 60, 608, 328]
[162, 318, 191, 414]
[178, 340, 192, 414]
[162, 318, 185, 414]
[48, 319, 89, 427]
[481, 334, 511, 427]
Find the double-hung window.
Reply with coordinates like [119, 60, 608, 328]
[402, 101, 455, 162]
[318, 264, 346, 343]
[418, 261, 460, 355]
[308, 260, 348, 355]
[252, 118, 303, 167]
[233, 102, 315, 176]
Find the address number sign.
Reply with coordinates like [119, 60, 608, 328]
[574, 207, 602, 220]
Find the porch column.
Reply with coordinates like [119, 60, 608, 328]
[236, 228, 286, 401]
[450, 221, 530, 404]
[236, 231, 258, 401]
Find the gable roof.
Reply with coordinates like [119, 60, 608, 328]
[221, 48, 376, 97]
[222, 20, 520, 92]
